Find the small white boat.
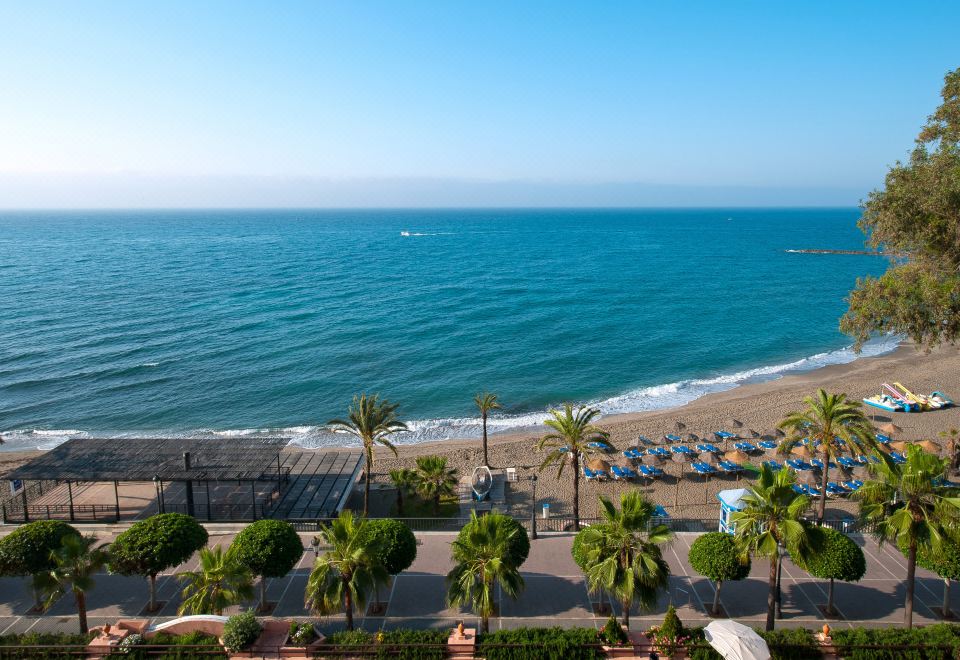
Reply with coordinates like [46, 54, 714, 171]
[471, 466, 493, 501]
[400, 231, 411, 236]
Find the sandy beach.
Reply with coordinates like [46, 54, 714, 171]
[4, 342, 959, 522]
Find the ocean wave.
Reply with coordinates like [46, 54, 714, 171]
[0, 336, 901, 452]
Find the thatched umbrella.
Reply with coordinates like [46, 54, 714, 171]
[890, 440, 909, 452]
[741, 428, 760, 439]
[724, 449, 751, 465]
[916, 440, 942, 454]
[675, 420, 687, 433]
[729, 418, 743, 430]
[791, 445, 815, 460]
[799, 471, 821, 487]
[699, 451, 719, 465]
[672, 450, 695, 464]
[684, 432, 700, 442]
[879, 422, 903, 435]
[587, 458, 611, 472]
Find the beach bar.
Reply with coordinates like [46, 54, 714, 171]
[2, 438, 363, 524]
[716, 487, 749, 534]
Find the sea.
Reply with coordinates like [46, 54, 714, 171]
[0, 208, 896, 452]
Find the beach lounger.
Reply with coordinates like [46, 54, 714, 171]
[734, 442, 759, 453]
[786, 459, 813, 471]
[620, 466, 638, 480]
[653, 505, 669, 518]
[664, 434, 681, 443]
[583, 467, 596, 480]
[758, 440, 778, 450]
[762, 460, 782, 471]
[637, 465, 664, 479]
[836, 456, 857, 469]
[610, 465, 625, 480]
[558, 446, 570, 453]
[692, 462, 717, 478]
[841, 480, 863, 492]
[826, 483, 848, 497]
[622, 449, 640, 460]
[876, 433, 892, 444]
[696, 443, 720, 454]
[715, 431, 735, 439]
[890, 452, 907, 464]
[718, 460, 742, 473]
[587, 441, 610, 451]
[637, 435, 655, 446]
[810, 458, 837, 470]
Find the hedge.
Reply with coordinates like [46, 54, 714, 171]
[0, 630, 225, 660]
[831, 624, 960, 660]
[322, 629, 447, 660]
[686, 627, 820, 660]
[478, 627, 604, 660]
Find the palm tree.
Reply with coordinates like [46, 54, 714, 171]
[34, 535, 108, 634]
[537, 404, 613, 531]
[177, 545, 253, 615]
[778, 389, 878, 523]
[414, 455, 458, 516]
[852, 445, 960, 628]
[328, 393, 409, 516]
[939, 428, 960, 473]
[447, 511, 524, 633]
[304, 511, 387, 631]
[731, 464, 817, 631]
[474, 392, 502, 467]
[389, 468, 418, 516]
[578, 492, 672, 628]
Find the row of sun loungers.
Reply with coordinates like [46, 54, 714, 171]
[792, 480, 864, 498]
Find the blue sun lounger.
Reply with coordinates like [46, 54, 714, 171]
[734, 442, 759, 453]
[836, 456, 858, 469]
[664, 434, 682, 443]
[637, 435, 655, 446]
[715, 431, 736, 439]
[671, 445, 696, 455]
[586, 441, 610, 451]
[842, 480, 864, 492]
[890, 451, 907, 464]
[611, 465, 635, 480]
[648, 447, 671, 458]
[696, 443, 720, 454]
[637, 465, 664, 479]
[653, 505, 669, 518]
[691, 462, 717, 477]
[810, 458, 837, 470]
[762, 460, 782, 471]
[876, 433, 892, 444]
[758, 440, 778, 450]
[786, 459, 814, 471]
[718, 460, 742, 473]
[826, 482, 848, 497]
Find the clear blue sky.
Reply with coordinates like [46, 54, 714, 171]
[0, 1, 956, 207]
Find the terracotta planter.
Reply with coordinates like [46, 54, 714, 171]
[602, 644, 635, 658]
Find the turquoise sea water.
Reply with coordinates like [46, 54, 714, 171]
[0, 209, 894, 451]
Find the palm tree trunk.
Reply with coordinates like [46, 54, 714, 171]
[344, 586, 354, 631]
[906, 541, 917, 629]
[818, 446, 829, 523]
[572, 454, 581, 532]
[363, 451, 372, 517]
[482, 412, 489, 467]
[943, 578, 952, 619]
[397, 489, 404, 516]
[149, 573, 157, 612]
[482, 614, 489, 633]
[622, 597, 630, 627]
[713, 580, 722, 616]
[827, 578, 835, 616]
[766, 556, 777, 632]
[434, 493, 440, 516]
[31, 582, 42, 612]
[259, 576, 267, 612]
[76, 590, 88, 634]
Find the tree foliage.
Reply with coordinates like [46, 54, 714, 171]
[688, 532, 751, 583]
[109, 513, 208, 579]
[795, 527, 866, 583]
[176, 545, 254, 616]
[0, 520, 80, 576]
[230, 519, 301, 579]
[842, 67, 960, 350]
[457, 512, 529, 569]
[222, 610, 262, 652]
[362, 518, 417, 575]
[34, 535, 109, 634]
[413, 455, 458, 516]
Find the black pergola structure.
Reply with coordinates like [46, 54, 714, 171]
[2, 437, 292, 523]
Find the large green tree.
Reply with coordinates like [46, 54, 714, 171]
[177, 545, 254, 616]
[914, 538, 960, 619]
[732, 464, 818, 631]
[578, 492, 672, 628]
[0, 520, 80, 611]
[778, 389, 878, 522]
[230, 519, 303, 613]
[538, 404, 614, 531]
[688, 532, 751, 616]
[853, 445, 960, 628]
[108, 513, 208, 612]
[474, 392, 502, 467]
[841, 67, 960, 350]
[304, 511, 386, 630]
[34, 535, 109, 634]
[328, 393, 409, 516]
[793, 526, 866, 617]
[446, 511, 524, 633]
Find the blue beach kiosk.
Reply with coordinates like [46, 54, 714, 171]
[716, 487, 749, 534]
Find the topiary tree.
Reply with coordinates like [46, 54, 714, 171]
[230, 519, 303, 613]
[0, 520, 80, 611]
[794, 527, 865, 616]
[688, 532, 751, 616]
[108, 513, 209, 612]
[571, 529, 589, 571]
[361, 518, 417, 611]
[915, 538, 960, 619]
[222, 609, 262, 652]
[457, 512, 529, 568]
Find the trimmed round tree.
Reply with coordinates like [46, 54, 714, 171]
[0, 520, 80, 610]
[230, 519, 302, 612]
[915, 539, 960, 619]
[571, 529, 590, 571]
[363, 519, 417, 576]
[456, 513, 529, 568]
[689, 532, 751, 616]
[109, 513, 208, 612]
[795, 527, 865, 616]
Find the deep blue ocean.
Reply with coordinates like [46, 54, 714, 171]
[0, 209, 894, 451]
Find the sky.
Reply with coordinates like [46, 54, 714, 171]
[0, 1, 957, 208]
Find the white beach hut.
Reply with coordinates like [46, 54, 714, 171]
[716, 487, 749, 534]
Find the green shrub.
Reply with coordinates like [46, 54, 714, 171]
[230, 519, 302, 580]
[377, 629, 448, 660]
[222, 610, 262, 652]
[478, 627, 603, 660]
[688, 532, 751, 582]
[832, 624, 960, 660]
[571, 530, 589, 570]
[794, 527, 866, 583]
[601, 615, 628, 646]
[287, 621, 316, 646]
[660, 605, 682, 640]
[362, 518, 418, 575]
[760, 628, 820, 660]
[137, 630, 227, 660]
[0, 521, 80, 576]
[0, 630, 96, 657]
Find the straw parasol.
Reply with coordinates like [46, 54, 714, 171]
[740, 428, 760, 439]
[672, 450, 695, 464]
[916, 440, 942, 454]
[878, 422, 903, 435]
[684, 432, 700, 442]
[699, 451, 719, 465]
[729, 418, 743, 429]
[675, 420, 687, 433]
[791, 445, 815, 460]
[724, 449, 751, 464]
[799, 471, 821, 487]
[587, 458, 611, 472]
[890, 440, 909, 452]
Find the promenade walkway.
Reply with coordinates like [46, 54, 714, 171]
[0, 531, 955, 635]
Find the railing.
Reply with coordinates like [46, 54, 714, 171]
[1, 502, 121, 524]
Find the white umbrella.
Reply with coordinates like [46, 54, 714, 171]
[704, 620, 770, 660]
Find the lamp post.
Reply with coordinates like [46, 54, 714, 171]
[529, 474, 538, 540]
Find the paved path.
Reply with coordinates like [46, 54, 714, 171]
[0, 531, 955, 635]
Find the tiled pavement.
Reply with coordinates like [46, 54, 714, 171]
[0, 531, 957, 635]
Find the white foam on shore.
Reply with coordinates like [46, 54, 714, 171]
[0, 336, 902, 452]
